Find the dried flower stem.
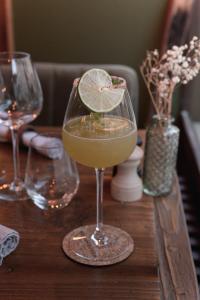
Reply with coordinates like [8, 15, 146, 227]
[140, 65, 160, 118]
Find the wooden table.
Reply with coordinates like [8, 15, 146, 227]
[0, 129, 199, 300]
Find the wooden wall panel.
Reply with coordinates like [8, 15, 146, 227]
[161, 0, 195, 53]
[0, 0, 14, 51]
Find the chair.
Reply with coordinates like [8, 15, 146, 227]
[34, 63, 139, 126]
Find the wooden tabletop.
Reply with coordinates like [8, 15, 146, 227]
[0, 128, 199, 300]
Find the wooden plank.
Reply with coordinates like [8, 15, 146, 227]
[0, 127, 199, 299]
[0, 0, 14, 51]
[0, 129, 160, 300]
[154, 176, 200, 299]
[161, 0, 194, 53]
[5, 0, 14, 51]
[140, 128, 199, 299]
[178, 111, 200, 180]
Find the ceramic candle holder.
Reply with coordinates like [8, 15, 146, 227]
[111, 146, 143, 202]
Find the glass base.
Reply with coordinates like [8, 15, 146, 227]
[62, 224, 134, 266]
[143, 186, 171, 197]
[0, 180, 28, 201]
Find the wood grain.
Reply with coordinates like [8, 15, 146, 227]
[154, 176, 199, 299]
[0, 0, 14, 51]
[0, 129, 160, 300]
[0, 127, 198, 299]
[141, 130, 199, 299]
[161, 0, 194, 53]
[178, 111, 200, 193]
[177, 111, 200, 290]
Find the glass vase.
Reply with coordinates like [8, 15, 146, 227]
[143, 115, 180, 196]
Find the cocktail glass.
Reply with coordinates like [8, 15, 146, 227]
[62, 73, 137, 266]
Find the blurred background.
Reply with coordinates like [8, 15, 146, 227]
[0, 0, 200, 128]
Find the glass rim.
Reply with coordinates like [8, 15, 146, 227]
[152, 114, 175, 122]
[73, 75, 127, 88]
[30, 132, 63, 150]
[0, 51, 31, 62]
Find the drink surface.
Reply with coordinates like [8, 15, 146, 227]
[62, 115, 137, 168]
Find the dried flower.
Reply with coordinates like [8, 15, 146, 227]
[140, 36, 200, 118]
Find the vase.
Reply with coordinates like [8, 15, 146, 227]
[143, 115, 180, 196]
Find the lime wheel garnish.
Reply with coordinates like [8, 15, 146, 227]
[78, 68, 125, 112]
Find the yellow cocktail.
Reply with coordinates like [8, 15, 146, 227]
[62, 115, 137, 168]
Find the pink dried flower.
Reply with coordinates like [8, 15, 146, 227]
[140, 36, 200, 118]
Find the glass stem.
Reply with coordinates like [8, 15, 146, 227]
[10, 127, 23, 191]
[95, 168, 104, 232]
[91, 168, 108, 246]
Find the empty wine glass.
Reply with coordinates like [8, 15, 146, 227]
[62, 70, 137, 266]
[0, 52, 43, 201]
[25, 132, 79, 210]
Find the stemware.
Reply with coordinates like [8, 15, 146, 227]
[25, 132, 79, 210]
[0, 52, 43, 201]
[62, 74, 137, 266]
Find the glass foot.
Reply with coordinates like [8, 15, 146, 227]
[0, 179, 28, 201]
[62, 224, 134, 266]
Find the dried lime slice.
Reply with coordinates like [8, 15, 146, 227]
[78, 68, 125, 112]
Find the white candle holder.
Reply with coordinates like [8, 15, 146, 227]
[111, 146, 143, 202]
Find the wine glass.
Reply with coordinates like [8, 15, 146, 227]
[0, 52, 43, 201]
[62, 72, 137, 266]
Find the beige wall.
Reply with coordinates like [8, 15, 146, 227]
[12, 0, 168, 125]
